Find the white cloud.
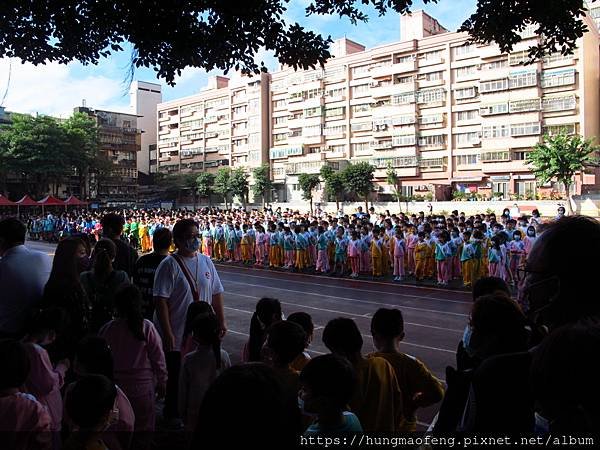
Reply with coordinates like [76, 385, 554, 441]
[0, 58, 128, 117]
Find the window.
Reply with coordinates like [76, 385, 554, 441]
[509, 50, 530, 66]
[323, 125, 346, 137]
[396, 75, 414, 84]
[273, 132, 287, 143]
[516, 180, 536, 196]
[512, 150, 530, 160]
[543, 123, 576, 135]
[325, 106, 345, 118]
[352, 84, 370, 96]
[396, 54, 416, 63]
[455, 132, 480, 146]
[511, 122, 541, 136]
[352, 103, 371, 114]
[249, 133, 260, 146]
[327, 144, 346, 153]
[392, 134, 416, 146]
[453, 43, 475, 58]
[392, 92, 415, 105]
[509, 98, 540, 113]
[456, 110, 478, 122]
[454, 86, 478, 100]
[305, 107, 323, 118]
[273, 99, 287, 108]
[393, 115, 416, 125]
[418, 134, 445, 147]
[324, 66, 345, 79]
[454, 65, 478, 78]
[351, 121, 372, 132]
[509, 70, 537, 89]
[308, 146, 321, 154]
[351, 65, 370, 76]
[481, 151, 510, 162]
[419, 114, 443, 125]
[543, 52, 574, 65]
[541, 69, 576, 88]
[480, 79, 509, 93]
[482, 125, 509, 139]
[305, 88, 322, 99]
[456, 155, 479, 165]
[303, 125, 322, 137]
[288, 128, 302, 138]
[482, 59, 508, 71]
[542, 95, 576, 112]
[351, 142, 370, 152]
[274, 116, 288, 125]
[248, 116, 260, 130]
[417, 88, 445, 104]
[325, 87, 346, 98]
[420, 157, 447, 168]
[480, 103, 509, 116]
[248, 98, 259, 114]
[424, 71, 443, 81]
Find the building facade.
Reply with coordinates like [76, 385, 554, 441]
[130, 81, 162, 176]
[74, 107, 142, 206]
[158, 10, 600, 202]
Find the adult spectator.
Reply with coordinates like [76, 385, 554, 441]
[100, 213, 138, 277]
[133, 228, 172, 319]
[153, 218, 225, 425]
[42, 237, 90, 360]
[355, 206, 367, 219]
[0, 218, 52, 338]
[465, 216, 600, 432]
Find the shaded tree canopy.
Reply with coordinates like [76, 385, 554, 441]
[0, 1, 589, 85]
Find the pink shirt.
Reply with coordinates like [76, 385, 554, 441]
[99, 319, 167, 387]
[0, 392, 52, 450]
[393, 238, 405, 257]
[23, 343, 67, 431]
[348, 240, 359, 257]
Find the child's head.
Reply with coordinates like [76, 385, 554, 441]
[0, 339, 30, 391]
[395, 228, 403, 239]
[351, 230, 359, 240]
[26, 307, 67, 345]
[75, 336, 114, 381]
[114, 284, 144, 341]
[491, 236, 502, 250]
[472, 276, 511, 301]
[336, 226, 344, 238]
[66, 374, 117, 432]
[527, 225, 536, 237]
[287, 312, 314, 348]
[192, 308, 222, 368]
[322, 318, 363, 360]
[417, 231, 425, 241]
[263, 321, 306, 367]
[184, 301, 215, 338]
[513, 230, 522, 240]
[317, 226, 324, 235]
[299, 354, 356, 417]
[370, 308, 405, 351]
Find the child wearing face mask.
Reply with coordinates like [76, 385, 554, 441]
[524, 225, 537, 256]
[507, 230, 526, 284]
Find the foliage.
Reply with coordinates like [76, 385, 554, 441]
[251, 164, 272, 207]
[298, 173, 321, 212]
[195, 172, 215, 200]
[320, 165, 345, 208]
[229, 167, 249, 206]
[214, 167, 232, 208]
[0, 1, 586, 85]
[341, 162, 374, 206]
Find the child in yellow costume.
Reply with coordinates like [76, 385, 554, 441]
[371, 229, 384, 277]
[414, 232, 430, 281]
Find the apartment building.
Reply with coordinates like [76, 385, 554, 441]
[130, 81, 162, 176]
[158, 9, 600, 203]
[74, 106, 142, 206]
[156, 73, 270, 192]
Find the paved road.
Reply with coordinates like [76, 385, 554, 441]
[27, 240, 473, 428]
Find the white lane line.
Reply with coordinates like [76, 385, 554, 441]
[224, 294, 456, 354]
[217, 266, 472, 303]
[226, 292, 463, 333]
[223, 280, 469, 318]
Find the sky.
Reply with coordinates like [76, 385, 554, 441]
[0, 0, 477, 118]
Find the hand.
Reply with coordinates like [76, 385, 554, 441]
[58, 358, 71, 371]
[218, 323, 228, 339]
[164, 332, 176, 352]
[156, 383, 166, 399]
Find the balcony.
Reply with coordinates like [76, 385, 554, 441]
[370, 140, 393, 150]
[370, 84, 396, 98]
[370, 60, 417, 78]
[482, 159, 529, 173]
[285, 160, 347, 175]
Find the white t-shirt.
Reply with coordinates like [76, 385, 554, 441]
[153, 253, 224, 351]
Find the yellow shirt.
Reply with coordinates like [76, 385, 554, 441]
[369, 352, 445, 431]
[350, 357, 403, 433]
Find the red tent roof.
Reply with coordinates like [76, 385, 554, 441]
[16, 195, 39, 206]
[0, 195, 16, 206]
[64, 195, 88, 206]
[38, 195, 65, 206]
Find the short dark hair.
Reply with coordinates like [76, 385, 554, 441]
[371, 308, 404, 339]
[0, 218, 26, 245]
[266, 321, 306, 365]
[472, 276, 511, 301]
[76, 336, 114, 380]
[287, 312, 314, 337]
[300, 354, 356, 410]
[0, 339, 30, 389]
[65, 374, 117, 429]
[172, 218, 198, 243]
[152, 227, 172, 251]
[100, 214, 125, 237]
[322, 318, 363, 356]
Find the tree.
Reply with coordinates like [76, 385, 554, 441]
[0, 1, 585, 85]
[298, 173, 321, 214]
[386, 163, 403, 214]
[252, 164, 272, 209]
[229, 167, 250, 210]
[196, 172, 215, 206]
[342, 162, 375, 211]
[181, 174, 200, 208]
[527, 133, 599, 215]
[320, 165, 345, 211]
[214, 167, 232, 209]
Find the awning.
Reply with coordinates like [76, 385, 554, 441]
[16, 195, 39, 206]
[64, 195, 89, 206]
[37, 195, 65, 206]
[0, 195, 16, 206]
[450, 177, 483, 183]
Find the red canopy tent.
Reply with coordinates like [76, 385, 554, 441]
[64, 195, 88, 206]
[38, 195, 65, 215]
[16, 195, 39, 217]
[0, 195, 16, 206]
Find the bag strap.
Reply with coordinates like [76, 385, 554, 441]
[172, 254, 200, 303]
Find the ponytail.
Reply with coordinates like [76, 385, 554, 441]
[192, 312, 222, 369]
[92, 239, 116, 281]
[114, 285, 144, 341]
